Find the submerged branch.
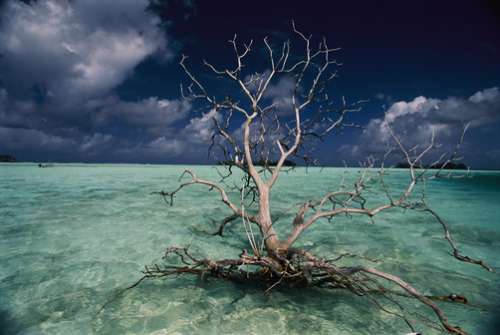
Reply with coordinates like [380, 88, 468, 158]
[152, 167, 257, 225]
[96, 245, 472, 335]
[422, 198, 497, 274]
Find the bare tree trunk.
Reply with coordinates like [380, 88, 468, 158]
[254, 186, 286, 259]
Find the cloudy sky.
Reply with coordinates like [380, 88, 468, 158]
[1, 0, 499, 168]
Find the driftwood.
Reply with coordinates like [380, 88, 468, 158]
[97, 23, 497, 334]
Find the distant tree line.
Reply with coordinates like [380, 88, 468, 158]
[0, 155, 16, 162]
[396, 162, 467, 170]
[217, 159, 296, 167]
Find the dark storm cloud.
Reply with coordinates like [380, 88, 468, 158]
[0, 0, 194, 161]
[0, 0, 168, 98]
[85, 95, 191, 135]
[114, 109, 217, 162]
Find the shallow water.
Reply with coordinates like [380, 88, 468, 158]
[1, 164, 499, 334]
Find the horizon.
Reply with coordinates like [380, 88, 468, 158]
[3, 160, 500, 171]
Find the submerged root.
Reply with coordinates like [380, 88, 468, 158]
[94, 246, 471, 335]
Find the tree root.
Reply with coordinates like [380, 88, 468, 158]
[94, 245, 472, 335]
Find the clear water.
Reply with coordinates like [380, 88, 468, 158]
[1, 164, 499, 335]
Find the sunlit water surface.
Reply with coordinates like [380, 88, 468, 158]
[1, 164, 499, 334]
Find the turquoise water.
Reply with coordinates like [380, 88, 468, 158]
[1, 164, 499, 335]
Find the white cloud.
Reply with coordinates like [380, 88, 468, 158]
[115, 110, 217, 160]
[0, 126, 76, 153]
[384, 96, 440, 123]
[87, 96, 192, 135]
[80, 133, 114, 154]
[0, 126, 117, 157]
[339, 87, 500, 163]
[181, 109, 217, 142]
[1, 0, 163, 94]
[0, 0, 170, 122]
[263, 76, 297, 114]
[243, 70, 297, 115]
[469, 86, 500, 103]
[374, 92, 393, 105]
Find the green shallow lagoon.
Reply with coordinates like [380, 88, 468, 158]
[1, 164, 499, 334]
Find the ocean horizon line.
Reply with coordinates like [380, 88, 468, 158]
[2, 161, 500, 171]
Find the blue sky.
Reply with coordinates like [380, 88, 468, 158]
[1, 0, 499, 168]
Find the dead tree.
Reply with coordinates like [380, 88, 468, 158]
[104, 24, 496, 334]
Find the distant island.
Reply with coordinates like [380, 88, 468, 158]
[217, 159, 296, 167]
[395, 162, 467, 170]
[0, 155, 16, 162]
